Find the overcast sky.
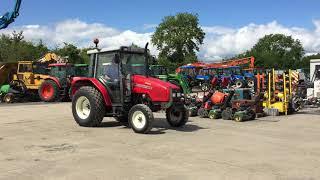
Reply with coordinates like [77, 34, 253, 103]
[1, 0, 320, 61]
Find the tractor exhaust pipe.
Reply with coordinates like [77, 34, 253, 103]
[145, 43, 149, 77]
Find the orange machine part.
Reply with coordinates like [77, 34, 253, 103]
[210, 91, 226, 104]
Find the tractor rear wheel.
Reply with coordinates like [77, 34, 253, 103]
[72, 86, 105, 127]
[166, 104, 188, 127]
[39, 80, 59, 102]
[128, 104, 154, 134]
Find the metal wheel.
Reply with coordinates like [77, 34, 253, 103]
[131, 111, 147, 130]
[76, 96, 91, 119]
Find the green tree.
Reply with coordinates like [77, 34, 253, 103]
[151, 12, 205, 71]
[243, 34, 304, 69]
[54, 43, 84, 64]
[0, 31, 49, 62]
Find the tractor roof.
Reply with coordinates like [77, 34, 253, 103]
[87, 46, 145, 55]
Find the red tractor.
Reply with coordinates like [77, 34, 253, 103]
[39, 63, 88, 102]
[70, 43, 188, 134]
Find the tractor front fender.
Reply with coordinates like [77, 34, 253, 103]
[44, 77, 61, 88]
[71, 78, 112, 107]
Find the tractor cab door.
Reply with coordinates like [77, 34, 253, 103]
[95, 53, 122, 103]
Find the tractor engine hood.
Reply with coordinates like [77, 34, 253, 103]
[132, 75, 180, 102]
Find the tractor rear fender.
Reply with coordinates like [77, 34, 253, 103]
[44, 77, 61, 88]
[71, 77, 112, 107]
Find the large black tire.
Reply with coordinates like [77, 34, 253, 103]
[234, 79, 245, 89]
[72, 86, 105, 127]
[222, 107, 233, 120]
[128, 104, 154, 134]
[38, 80, 60, 102]
[166, 104, 189, 127]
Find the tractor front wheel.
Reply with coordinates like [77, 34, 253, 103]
[166, 104, 189, 127]
[39, 80, 59, 102]
[72, 86, 105, 127]
[129, 104, 154, 134]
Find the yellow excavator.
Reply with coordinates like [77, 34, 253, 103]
[3, 53, 67, 102]
[11, 53, 66, 90]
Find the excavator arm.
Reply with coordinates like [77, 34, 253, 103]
[0, 0, 22, 29]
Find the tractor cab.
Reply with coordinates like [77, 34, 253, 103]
[87, 46, 149, 104]
[71, 42, 188, 134]
[48, 63, 74, 87]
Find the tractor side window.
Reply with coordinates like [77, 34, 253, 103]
[97, 53, 119, 82]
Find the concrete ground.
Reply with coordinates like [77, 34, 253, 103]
[0, 103, 320, 180]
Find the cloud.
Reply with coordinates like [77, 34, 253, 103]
[1, 19, 154, 52]
[2, 19, 320, 62]
[201, 20, 320, 61]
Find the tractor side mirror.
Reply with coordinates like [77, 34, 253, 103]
[114, 54, 120, 64]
